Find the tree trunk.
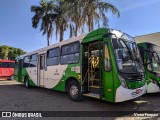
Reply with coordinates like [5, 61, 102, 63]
[60, 26, 64, 42]
[47, 23, 50, 46]
[75, 25, 78, 36]
[47, 37, 49, 46]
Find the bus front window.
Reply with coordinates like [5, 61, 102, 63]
[112, 36, 144, 73]
[147, 51, 160, 73]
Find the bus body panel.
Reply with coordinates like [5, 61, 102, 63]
[147, 82, 160, 93]
[82, 28, 146, 102]
[16, 64, 80, 92]
[115, 85, 146, 102]
[14, 28, 146, 102]
[53, 64, 80, 91]
[26, 68, 37, 86]
[0, 68, 14, 77]
[146, 72, 160, 93]
[138, 42, 160, 93]
[0, 60, 15, 79]
[82, 29, 115, 102]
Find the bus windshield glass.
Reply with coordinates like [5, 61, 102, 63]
[147, 45, 160, 73]
[111, 33, 144, 73]
[0, 62, 14, 68]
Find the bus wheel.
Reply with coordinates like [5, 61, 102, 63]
[67, 80, 83, 102]
[25, 77, 30, 88]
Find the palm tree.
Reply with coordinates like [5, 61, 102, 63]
[65, 0, 120, 35]
[31, 0, 57, 46]
[51, 1, 68, 42]
[82, 0, 120, 32]
[64, 0, 85, 37]
[31, 0, 120, 44]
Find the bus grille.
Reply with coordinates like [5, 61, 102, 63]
[124, 73, 145, 82]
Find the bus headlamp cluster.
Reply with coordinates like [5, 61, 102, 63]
[119, 75, 128, 88]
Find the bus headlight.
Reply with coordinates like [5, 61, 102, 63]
[119, 75, 128, 88]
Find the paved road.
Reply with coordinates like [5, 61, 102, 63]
[0, 80, 160, 120]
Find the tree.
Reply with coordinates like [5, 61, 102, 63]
[31, 0, 120, 43]
[64, 0, 84, 37]
[51, 0, 68, 42]
[65, 0, 120, 35]
[0, 45, 9, 59]
[82, 0, 120, 32]
[0, 45, 26, 60]
[31, 0, 57, 46]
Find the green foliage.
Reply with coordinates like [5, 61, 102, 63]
[31, 0, 57, 46]
[31, 0, 120, 44]
[0, 45, 26, 60]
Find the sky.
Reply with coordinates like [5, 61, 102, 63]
[0, 0, 160, 52]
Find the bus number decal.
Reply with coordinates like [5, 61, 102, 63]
[71, 66, 80, 73]
[131, 88, 143, 97]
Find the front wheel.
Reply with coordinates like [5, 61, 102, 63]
[24, 77, 30, 88]
[67, 80, 83, 102]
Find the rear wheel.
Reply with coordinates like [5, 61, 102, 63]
[24, 77, 30, 88]
[67, 80, 83, 102]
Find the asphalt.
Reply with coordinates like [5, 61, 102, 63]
[0, 80, 160, 120]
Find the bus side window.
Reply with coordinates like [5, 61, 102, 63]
[14, 62, 18, 68]
[46, 47, 60, 66]
[61, 42, 80, 64]
[23, 56, 30, 68]
[30, 54, 38, 67]
[104, 43, 111, 71]
[138, 46, 145, 64]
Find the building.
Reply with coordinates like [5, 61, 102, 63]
[135, 32, 160, 46]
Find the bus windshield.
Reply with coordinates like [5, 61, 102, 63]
[147, 46, 160, 73]
[0, 62, 14, 68]
[111, 34, 144, 73]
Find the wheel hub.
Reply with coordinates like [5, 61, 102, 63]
[70, 85, 78, 97]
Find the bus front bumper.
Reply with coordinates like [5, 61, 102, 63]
[115, 84, 147, 102]
[147, 82, 160, 93]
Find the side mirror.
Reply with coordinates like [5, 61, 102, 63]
[146, 61, 152, 65]
[147, 63, 152, 71]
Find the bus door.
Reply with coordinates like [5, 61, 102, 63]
[18, 59, 22, 82]
[14, 61, 20, 81]
[103, 41, 114, 102]
[38, 54, 46, 86]
[29, 54, 38, 85]
[82, 41, 104, 98]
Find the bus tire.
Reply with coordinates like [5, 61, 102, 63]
[67, 80, 83, 102]
[24, 77, 30, 88]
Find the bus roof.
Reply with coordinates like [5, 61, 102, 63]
[0, 60, 15, 62]
[16, 33, 87, 60]
[16, 28, 126, 60]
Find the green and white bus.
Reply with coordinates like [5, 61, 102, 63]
[138, 42, 160, 93]
[14, 28, 146, 102]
